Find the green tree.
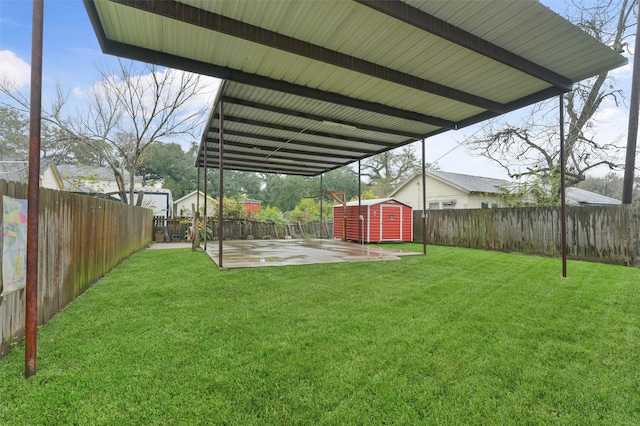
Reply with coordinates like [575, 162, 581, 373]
[576, 172, 640, 200]
[262, 174, 315, 212]
[360, 146, 420, 197]
[206, 170, 263, 200]
[0, 105, 102, 166]
[320, 167, 360, 201]
[137, 142, 198, 199]
[288, 198, 333, 222]
[0, 106, 28, 160]
[255, 205, 286, 225]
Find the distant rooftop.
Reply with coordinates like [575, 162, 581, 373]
[0, 161, 29, 184]
[55, 164, 142, 182]
[566, 187, 621, 206]
[390, 169, 509, 197]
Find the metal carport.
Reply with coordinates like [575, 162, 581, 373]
[84, 0, 627, 268]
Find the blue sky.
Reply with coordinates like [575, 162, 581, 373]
[0, 1, 106, 91]
[0, 1, 634, 180]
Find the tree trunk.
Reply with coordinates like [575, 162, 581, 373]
[114, 169, 127, 204]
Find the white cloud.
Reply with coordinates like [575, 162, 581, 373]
[593, 106, 625, 123]
[0, 50, 30, 89]
[84, 65, 221, 148]
[71, 86, 85, 98]
[89, 67, 220, 113]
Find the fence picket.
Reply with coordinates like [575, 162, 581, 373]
[415, 205, 639, 266]
[0, 180, 152, 358]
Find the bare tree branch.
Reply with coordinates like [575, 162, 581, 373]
[465, 0, 635, 202]
[2, 60, 215, 204]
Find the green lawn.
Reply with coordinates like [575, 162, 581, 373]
[0, 244, 638, 425]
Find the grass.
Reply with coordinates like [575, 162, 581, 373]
[0, 244, 639, 425]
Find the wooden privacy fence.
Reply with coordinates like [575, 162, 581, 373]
[205, 219, 333, 240]
[0, 179, 153, 357]
[153, 217, 283, 241]
[413, 205, 640, 266]
[154, 217, 334, 241]
[153, 217, 189, 242]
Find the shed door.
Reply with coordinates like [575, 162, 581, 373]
[381, 206, 401, 240]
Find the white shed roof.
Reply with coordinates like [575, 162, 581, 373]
[343, 198, 410, 208]
[84, 0, 626, 176]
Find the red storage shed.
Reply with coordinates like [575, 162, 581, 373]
[333, 198, 413, 243]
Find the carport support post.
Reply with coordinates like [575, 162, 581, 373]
[196, 166, 200, 215]
[560, 94, 567, 278]
[421, 138, 427, 256]
[203, 132, 207, 250]
[218, 101, 225, 268]
[358, 160, 363, 244]
[622, 16, 640, 204]
[25, 0, 44, 378]
[194, 166, 201, 251]
[319, 173, 324, 238]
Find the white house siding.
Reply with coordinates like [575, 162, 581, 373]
[174, 191, 217, 217]
[41, 167, 61, 190]
[41, 164, 144, 195]
[392, 175, 504, 210]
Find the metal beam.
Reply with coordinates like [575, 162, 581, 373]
[199, 164, 314, 177]
[356, 0, 573, 91]
[202, 149, 347, 167]
[203, 125, 208, 250]
[220, 96, 424, 140]
[622, 16, 640, 204]
[109, 0, 504, 113]
[204, 138, 365, 161]
[81, 2, 456, 130]
[207, 128, 398, 149]
[218, 101, 224, 268]
[358, 160, 363, 244]
[95, 39, 453, 127]
[204, 157, 329, 174]
[204, 155, 337, 171]
[422, 139, 427, 256]
[220, 115, 411, 146]
[456, 87, 568, 129]
[320, 174, 324, 239]
[560, 94, 567, 278]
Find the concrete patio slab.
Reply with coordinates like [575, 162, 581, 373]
[203, 239, 420, 269]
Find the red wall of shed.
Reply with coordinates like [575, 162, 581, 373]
[334, 200, 412, 243]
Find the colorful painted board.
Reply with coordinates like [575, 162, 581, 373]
[2, 196, 28, 296]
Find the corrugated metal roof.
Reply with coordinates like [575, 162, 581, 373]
[426, 170, 509, 194]
[84, 0, 627, 176]
[390, 170, 509, 197]
[56, 164, 141, 182]
[0, 161, 29, 183]
[566, 187, 621, 206]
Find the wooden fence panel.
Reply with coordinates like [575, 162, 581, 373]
[415, 205, 640, 266]
[154, 217, 335, 241]
[0, 180, 153, 357]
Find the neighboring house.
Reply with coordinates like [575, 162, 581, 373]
[42, 164, 144, 195]
[390, 170, 514, 210]
[138, 187, 173, 217]
[391, 169, 621, 209]
[566, 187, 621, 206]
[174, 190, 217, 217]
